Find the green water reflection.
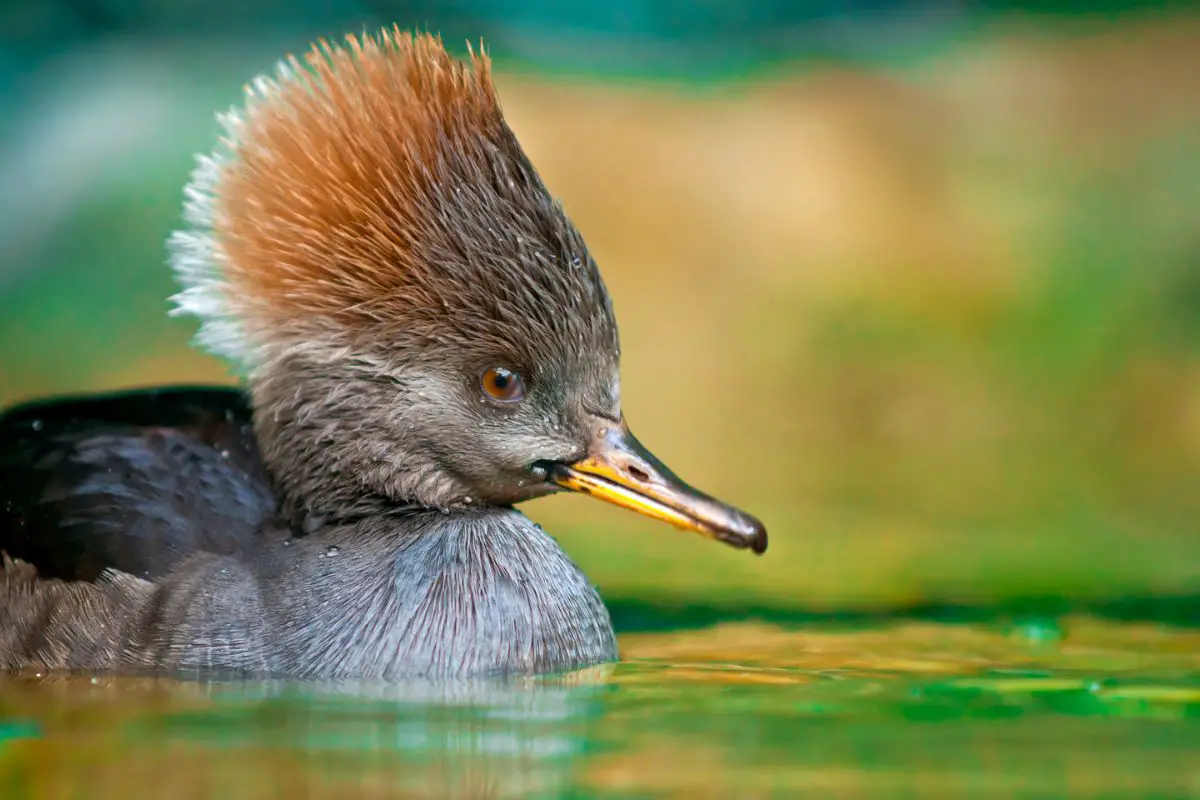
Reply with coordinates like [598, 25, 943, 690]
[1, 619, 1196, 798]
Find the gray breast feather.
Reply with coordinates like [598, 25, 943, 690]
[0, 509, 618, 679]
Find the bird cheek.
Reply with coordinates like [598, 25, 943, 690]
[519, 429, 580, 470]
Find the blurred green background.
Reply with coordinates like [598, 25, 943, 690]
[0, 0, 1197, 621]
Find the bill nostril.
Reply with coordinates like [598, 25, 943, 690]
[627, 465, 650, 483]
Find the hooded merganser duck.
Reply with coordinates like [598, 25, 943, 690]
[0, 29, 766, 679]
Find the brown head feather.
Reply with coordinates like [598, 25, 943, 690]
[170, 27, 616, 373]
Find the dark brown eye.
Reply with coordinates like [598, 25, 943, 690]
[481, 367, 526, 403]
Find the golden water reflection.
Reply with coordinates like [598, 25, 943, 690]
[1, 619, 1197, 798]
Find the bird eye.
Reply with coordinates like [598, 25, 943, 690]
[481, 367, 526, 403]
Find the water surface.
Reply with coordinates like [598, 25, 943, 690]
[1, 617, 1196, 798]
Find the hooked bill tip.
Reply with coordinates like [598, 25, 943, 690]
[728, 515, 768, 555]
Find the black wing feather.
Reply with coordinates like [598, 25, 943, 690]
[0, 386, 278, 581]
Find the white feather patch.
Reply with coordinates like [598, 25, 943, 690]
[166, 69, 288, 371]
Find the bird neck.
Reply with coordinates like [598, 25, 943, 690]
[246, 375, 471, 523]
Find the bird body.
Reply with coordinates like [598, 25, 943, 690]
[0, 29, 764, 679]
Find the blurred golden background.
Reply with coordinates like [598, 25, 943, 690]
[1, 5, 1197, 617]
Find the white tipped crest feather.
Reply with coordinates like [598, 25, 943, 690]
[167, 65, 287, 371]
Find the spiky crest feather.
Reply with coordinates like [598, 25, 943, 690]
[168, 28, 613, 372]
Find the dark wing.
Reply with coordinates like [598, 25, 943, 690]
[0, 386, 278, 581]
